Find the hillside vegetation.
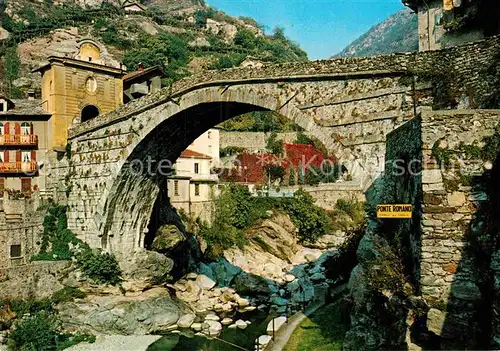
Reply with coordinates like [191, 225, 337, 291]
[0, 0, 307, 96]
[334, 9, 418, 58]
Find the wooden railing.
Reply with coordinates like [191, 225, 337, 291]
[0, 135, 38, 146]
[0, 162, 37, 174]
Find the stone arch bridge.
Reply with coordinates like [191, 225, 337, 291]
[64, 36, 499, 252]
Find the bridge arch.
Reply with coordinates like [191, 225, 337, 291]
[73, 85, 322, 252]
[67, 69, 414, 252]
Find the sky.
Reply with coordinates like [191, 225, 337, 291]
[206, 0, 407, 60]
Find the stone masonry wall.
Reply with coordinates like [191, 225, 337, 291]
[0, 195, 43, 269]
[419, 108, 500, 345]
[219, 131, 310, 152]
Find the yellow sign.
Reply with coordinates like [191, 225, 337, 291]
[377, 204, 412, 219]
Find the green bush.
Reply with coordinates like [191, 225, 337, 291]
[32, 204, 79, 261]
[76, 249, 122, 285]
[281, 189, 333, 243]
[9, 311, 58, 351]
[194, 8, 215, 27]
[208, 53, 246, 70]
[234, 29, 256, 49]
[266, 132, 284, 155]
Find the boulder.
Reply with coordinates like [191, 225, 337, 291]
[191, 323, 203, 331]
[118, 249, 174, 290]
[235, 319, 248, 329]
[266, 316, 287, 335]
[152, 225, 186, 253]
[203, 320, 222, 336]
[208, 259, 242, 286]
[427, 308, 446, 336]
[271, 297, 288, 306]
[205, 314, 220, 321]
[0, 27, 9, 40]
[247, 213, 298, 262]
[289, 278, 315, 303]
[221, 318, 233, 325]
[284, 274, 296, 282]
[56, 289, 182, 335]
[258, 335, 272, 346]
[195, 275, 216, 290]
[177, 314, 196, 328]
[234, 273, 270, 296]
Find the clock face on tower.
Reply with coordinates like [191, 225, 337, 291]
[85, 77, 97, 93]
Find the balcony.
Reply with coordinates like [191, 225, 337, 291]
[0, 162, 37, 174]
[0, 134, 38, 147]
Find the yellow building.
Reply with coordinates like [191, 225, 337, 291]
[34, 39, 125, 149]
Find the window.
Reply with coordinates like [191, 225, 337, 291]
[208, 131, 212, 139]
[21, 122, 31, 135]
[174, 180, 179, 196]
[22, 151, 31, 162]
[10, 244, 21, 258]
[0, 103, 3, 112]
[194, 163, 199, 174]
[0, 123, 4, 135]
[195, 183, 200, 196]
[208, 145, 212, 154]
[0, 179, 4, 192]
[0, 152, 4, 163]
[21, 178, 31, 193]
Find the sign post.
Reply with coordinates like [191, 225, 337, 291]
[377, 204, 412, 219]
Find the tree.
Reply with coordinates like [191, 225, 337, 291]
[305, 165, 321, 186]
[234, 29, 256, 49]
[4, 46, 21, 96]
[296, 131, 312, 145]
[288, 166, 296, 186]
[297, 161, 305, 185]
[266, 132, 284, 155]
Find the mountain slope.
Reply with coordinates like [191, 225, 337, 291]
[0, 0, 307, 97]
[334, 9, 418, 58]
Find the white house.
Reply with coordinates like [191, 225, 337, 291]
[168, 129, 220, 223]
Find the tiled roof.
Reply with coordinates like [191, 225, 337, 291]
[123, 65, 164, 82]
[0, 99, 51, 116]
[180, 149, 212, 159]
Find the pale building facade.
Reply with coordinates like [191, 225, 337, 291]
[168, 129, 220, 223]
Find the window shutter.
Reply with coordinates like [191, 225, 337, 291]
[31, 151, 36, 162]
[14, 123, 20, 135]
[30, 123, 34, 135]
[16, 151, 21, 162]
[4, 152, 9, 162]
[4, 122, 9, 135]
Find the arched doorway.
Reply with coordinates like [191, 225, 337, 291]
[81, 105, 100, 122]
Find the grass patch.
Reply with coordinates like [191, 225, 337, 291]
[283, 300, 351, 351]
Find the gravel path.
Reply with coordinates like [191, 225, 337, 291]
[65, 335, 162, 351]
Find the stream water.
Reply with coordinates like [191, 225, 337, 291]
[147, 310, 276, 351]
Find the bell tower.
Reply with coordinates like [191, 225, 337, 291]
[34, 39, 125, 150]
